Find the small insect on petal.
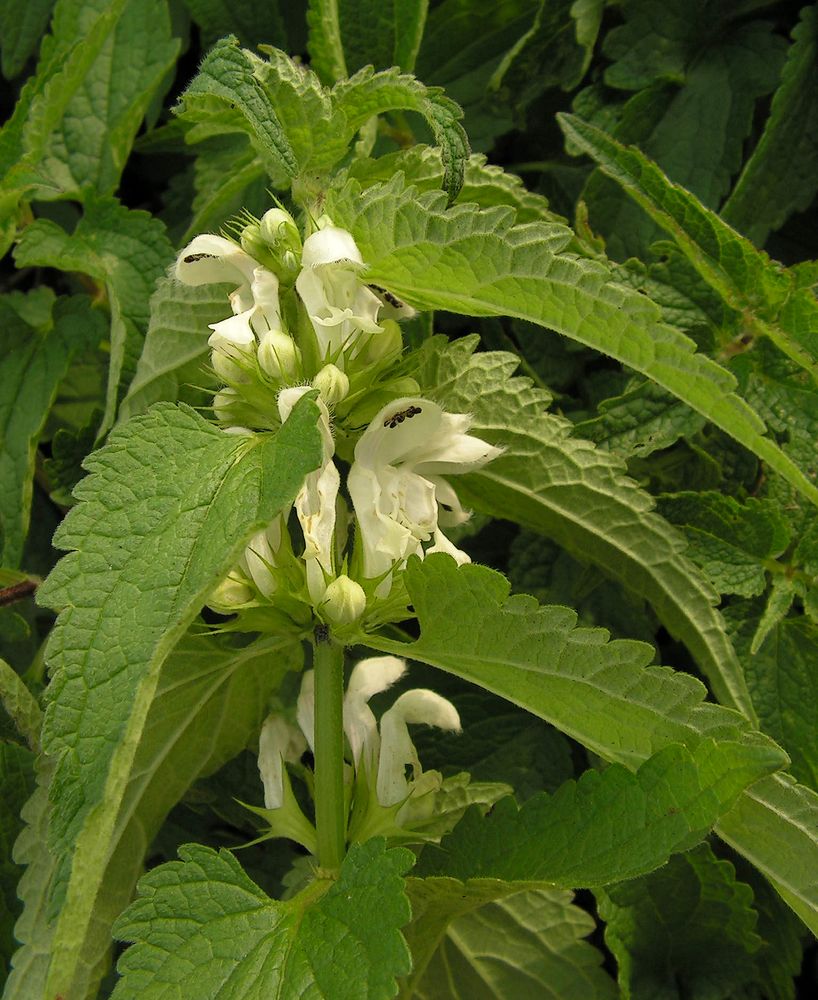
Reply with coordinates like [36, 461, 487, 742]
[383, 405, 423, 429]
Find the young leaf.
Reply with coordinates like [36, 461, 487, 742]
[33, 398, 323, 999]
[118, 276, 226, 423]
[417, 336, 754, 718]
[364, 556, 783, 771]
[722, 5, 818, 245]
[177, 35, 299, 182]
[597, 843, 763, 1000]
[14, 198, 174, 435]
[416, 741, 781, 887]
[325, 174, 818, 508]
[0, 658, 41, 750]
[112, 840, 413, 999]
[558, 112, 818, 389]
[406, 886, 616, 1000]
[0, 294, 99, 567]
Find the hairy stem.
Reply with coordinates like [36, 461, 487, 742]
[313, 628, 346, 870]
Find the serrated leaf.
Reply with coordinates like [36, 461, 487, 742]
[325, 173, 818, 508]
[178, 36, 299, 181]
[112, 840, 413, 999]
[416, 336, 754, 718]
[406, 885, 616, 1000]
[658, 493, 790, 598]
[14, 197, 174, 435]
[0, 659, 41, 751]
[364, 556, 783, 771]
[30, 0, 179, 198]
[559, 112, 818, 390]
[118, 276, 226, 423]
[0, 743, 36, 981]
[0, 0, 55, 79]
[0, 294, 96, 567]
[331, 67, 470, 202]
[417, 742, 780, 887]
[750, 576, 798, 655]
[32, 398, 323, 999]
[574, 380, 705, 458]
[597, 843, 763, 1000]
[723, 5, 818, 245]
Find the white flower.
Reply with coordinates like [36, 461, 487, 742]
[343, 656, 407, 767]
[278, 387, 340, 606]
[295, 225, 384, 363]
[240, 517, 285, 597]
[348, 397, 502, 592]
[175, 232, 285, 369]
[258, 714, 307, 810]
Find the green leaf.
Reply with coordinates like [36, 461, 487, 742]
[0, 659, 42, 750]
[416, 336, 754, 718]
[307, 0, 348, 83]
[406, 886, 616, 1000]
[723, 5, 818, 245]
[416, 742, 780, 887]
[0, 294, 97, 567]
[0, 743, 36, 980]
[118, 276, 226, 423]
[574, 380, 705, 458]
[597, 843, 763, 1000]
[178, 35, 299, 181]
[749, 576, 798, 656]
[29, 0, 179, 198]
[729, 610, 818, 791]
[326, 173, 818, 509]
[0, 0, 55, 79]
[364, 556, 783, 771]
[559, 112, 818, 390]
[312, 0, 428, 76]
[716, 772, 818, 935]
[181, 0, 287, 49]
[14, 197, 174, 435]
[658, 493, 790, 598]
[112, 840, 413, 999]
[33, 398, 323, 999]
[332, 67, 470, 202]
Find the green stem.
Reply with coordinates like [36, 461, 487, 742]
[313, 627, 346, 871]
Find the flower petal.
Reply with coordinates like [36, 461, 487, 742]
[175, 234, 257, 287]
[343, 656, 407, 766]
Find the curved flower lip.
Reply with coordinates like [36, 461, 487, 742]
[175, 234, 257, 287]
[301, 226, 364, 269]
[343, 656, 407, 766]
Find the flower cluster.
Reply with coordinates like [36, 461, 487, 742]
[254, 656, 461, 849]
[176, 209, 501, 625]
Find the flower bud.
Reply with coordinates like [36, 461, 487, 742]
[312, 363, 350, 405]
[208, 571, 252, 611]
[211, 346, 249, 383]
[355, 320, 403, 365]
[240, 222, 268, 262]
[320, 575, 366, 625]
[260, 207, 301, 253]
[213, 387, 239, 422]
[257, 330, 301, 380]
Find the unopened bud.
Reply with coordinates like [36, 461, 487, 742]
[213, 387, 239, 422]
[321, 575, 366, 625]
[211, 346, 249, 383]
[312, 363, 349, 405]
[260, 207, 301, 252]
[356, 320, 403, 365]
[208, 571, 252, 611]
[240, 223, 268, 262]
[258, 330, 301, 380]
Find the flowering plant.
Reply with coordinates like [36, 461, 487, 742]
[1, 5, 817, 999]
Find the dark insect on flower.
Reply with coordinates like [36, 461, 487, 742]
[183, 252, 216, 264]
[369, 284, 406, 309]
[383, 405, 423, 429]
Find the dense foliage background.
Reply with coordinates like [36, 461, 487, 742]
[1, 0, 818, 997]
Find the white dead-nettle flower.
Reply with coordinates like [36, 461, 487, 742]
[240, 517, 285, 598]
[348, 397, 502, 594]
[278, 386, 340, 606]
[341, 656, 460, 808]
[175, 233, 290, 377]
[295, 225, 385, 364]
[257, 714, 307, 810]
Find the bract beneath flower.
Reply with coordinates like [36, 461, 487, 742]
[348, 397, 502, 589]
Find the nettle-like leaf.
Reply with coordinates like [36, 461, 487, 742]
[0, 294, 98, 567]
[6, 633, 302, 999]
[559, 113, 818, 390]
[31, 398, 323, 1000]
[14, 197, 174, 435]
[417, 336, 753, 718]
[112, 840, 413, 999]
[417, 741, 775, 886]
[0, 743, 36, 981]
[325, 173, 818, 508]
[118, 276, 226, 423]
[404, 885, 616, 1000]
[0, 657, 42, 750]
[723, 5, 818, 245]
[597, 843, 763, 1000]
